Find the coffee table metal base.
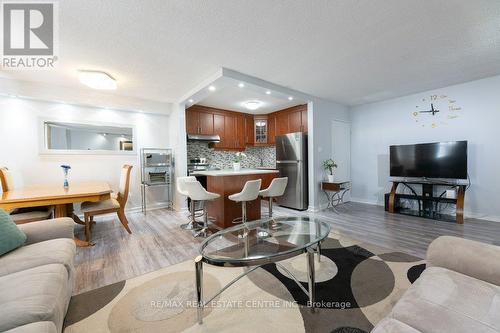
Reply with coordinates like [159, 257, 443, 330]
[195, 243, 321, 324]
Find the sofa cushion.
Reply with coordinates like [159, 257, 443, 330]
[372, 318, 422, 333]
[389, 267, 500, 333]
[0, 264, 71, 332]
[3, 322, 57, 333]
[0, 208, 26, 256]
[0, 238, 76, 279]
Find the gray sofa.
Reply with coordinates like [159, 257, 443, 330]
[372, 236, 500, 333]
[0, 218, 76, 333]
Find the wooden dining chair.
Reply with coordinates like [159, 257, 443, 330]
[0, 167, 54, 224]
[80, 165, 133, 244]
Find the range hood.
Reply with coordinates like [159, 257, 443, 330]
[187, 134, 221, 143]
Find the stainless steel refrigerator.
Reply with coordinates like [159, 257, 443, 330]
[276, 132, 308, 210]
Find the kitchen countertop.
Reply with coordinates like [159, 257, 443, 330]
[191, 168, 279, 177]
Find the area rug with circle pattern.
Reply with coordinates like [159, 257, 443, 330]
[64, 231, 425, 333]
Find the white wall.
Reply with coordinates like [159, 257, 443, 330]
[350, 75, 500, 221]
[0, 96, 172, 212]
[309, 98, 350, 211]
[168, 103, 188, 211]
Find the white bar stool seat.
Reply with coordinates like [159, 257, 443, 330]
[259, 177, 288, 218]
[176, 176, 201, 230]
[228, 179, 262, 225]
[183, 180, 220, 237]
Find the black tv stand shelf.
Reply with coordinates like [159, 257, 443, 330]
[385, 180, 466, 224]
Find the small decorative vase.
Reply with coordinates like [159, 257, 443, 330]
[327, 174, 334, 182]
[61, 165, 71, 188]
[233, 162, 241, 171]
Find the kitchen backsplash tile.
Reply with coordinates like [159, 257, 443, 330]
[187, 142, 276, 169]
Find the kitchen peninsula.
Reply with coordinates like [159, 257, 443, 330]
[191, 169, 278, 228]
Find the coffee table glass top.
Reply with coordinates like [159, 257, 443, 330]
[200, 216, 330, 267]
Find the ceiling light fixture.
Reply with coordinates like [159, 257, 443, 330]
[265, 90, 271, 95]
[238, 82, 245, 88]
[78, 70, 117, 90]
[208, 85, 216, 92]
[244, 100, 263, 111]
[288, 96, 294, 101]
[188, 99, 194, 103]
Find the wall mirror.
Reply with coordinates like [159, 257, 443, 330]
[42, 121, 135, 154]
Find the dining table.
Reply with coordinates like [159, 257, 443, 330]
[0, 181, 112, 247]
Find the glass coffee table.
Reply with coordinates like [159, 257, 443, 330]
[195, 216, 331, 324]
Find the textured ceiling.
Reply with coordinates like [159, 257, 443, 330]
[1, 0, 499, 105]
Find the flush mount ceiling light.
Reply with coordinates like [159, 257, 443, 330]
[208, 85, 216, 92]
[244, 100, 263, 111]
[78, 70, 117, 90]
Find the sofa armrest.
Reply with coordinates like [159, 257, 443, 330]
[427, 236, 500, 286]
[17, 218, 74, 245]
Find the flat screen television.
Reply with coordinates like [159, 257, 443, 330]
[390, 141, 468, 179]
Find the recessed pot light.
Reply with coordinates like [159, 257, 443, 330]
[288, 96, 294, 101]
[238, 83, 245, 88]
[244, 100, 263, 111]
[78, 70, 117, 90]
[208, 85, 216, 91]
[265, 90, 271, 95]
[188, 99, 194, 103]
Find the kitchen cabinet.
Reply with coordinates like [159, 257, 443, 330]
[301, 109, 308, 132]
[186, 104, 307, 150]
[245, 114, 254, 145]
[185, 107, 214, 135]
[213, 114, 225, 149]
[268, 113, 276, 144]
[288, 109, 302, 133]
[275, 112, 289, 136]
[236, 115, 246, 149]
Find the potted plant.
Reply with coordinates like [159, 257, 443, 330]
[233, 152, 246, 171]
[323, 159, 337, 182]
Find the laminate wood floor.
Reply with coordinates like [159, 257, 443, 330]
[74, 202, 500, 295]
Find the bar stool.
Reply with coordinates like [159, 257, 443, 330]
[229, 179, 262, 225]
[183, 180, 220, 237]
[259, 177, 288, 218]
[176, 176, 201, 230]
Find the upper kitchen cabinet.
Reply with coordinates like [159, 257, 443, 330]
[254, 116, 268, 144]
[185, 106, 214, 135]
[273, 104, 308, 136]
[268, 113, 276, 144]
[245, 114, 254, 145]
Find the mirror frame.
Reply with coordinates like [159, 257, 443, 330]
[38, 118, 137, 155]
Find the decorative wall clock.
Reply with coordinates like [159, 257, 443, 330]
[412, 94, 462, 128]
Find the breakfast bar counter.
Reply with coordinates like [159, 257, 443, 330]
[191, 169, 279, 228]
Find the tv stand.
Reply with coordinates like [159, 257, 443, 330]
[386, 180, 466, 224]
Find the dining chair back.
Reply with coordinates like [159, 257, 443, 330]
[0, 167, 14, 192]
[0, 167, 54, 223]
[117, 165, 133, 207]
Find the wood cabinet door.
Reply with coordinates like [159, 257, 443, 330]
[268, 114, 276, 144]
[301, 109, 308, 132]
[224, 115, 237, 149]
[213, 114, 225, 148]
[186, 109, 199, 134]
[245, 114, 254, 145]
[198, 112, 214, 134]
[288, 110, 302, 133]
[236, 115, 246, 149]
[275, 112, 289, 136]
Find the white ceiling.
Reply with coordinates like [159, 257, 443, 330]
[196, 82, 303, 114]
[1, 0, 499, 106]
